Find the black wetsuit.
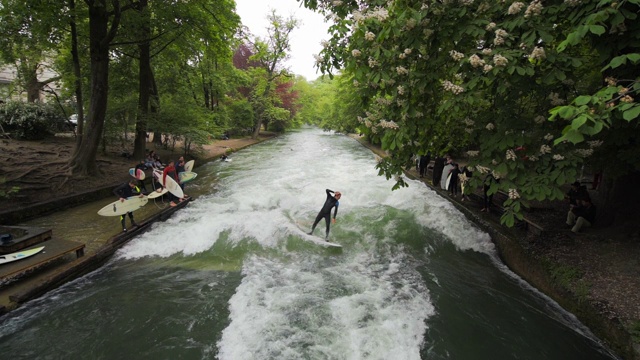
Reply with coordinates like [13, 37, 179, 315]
[113, 183, 140, 230]
[310, 189, 340, 239]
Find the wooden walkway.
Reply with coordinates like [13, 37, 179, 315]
[0, 239, 85, 283]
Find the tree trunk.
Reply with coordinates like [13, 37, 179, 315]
[592, 171, 640, 227]
[69, 0, 85, 148]
[133, 0, 151, 161]
[252, 82, 272, 139]
[68, 0, 120, 176]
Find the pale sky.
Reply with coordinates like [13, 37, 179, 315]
[234, 0, 332, 81]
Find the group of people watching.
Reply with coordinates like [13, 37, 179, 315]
[417, 153, 597, 234]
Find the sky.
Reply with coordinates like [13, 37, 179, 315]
[234, 0, 332, 81]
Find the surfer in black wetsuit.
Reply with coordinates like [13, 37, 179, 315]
[308, 189, 341, 241]
[113, 180, 142, 232]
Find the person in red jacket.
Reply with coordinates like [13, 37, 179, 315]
[162, 160, 181, 207]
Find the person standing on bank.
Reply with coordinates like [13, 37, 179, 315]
[162, 160, 182, 207]
[309, 189, 341, 241]
[419, 152, 431, 178]
[113, 180, 143, 232]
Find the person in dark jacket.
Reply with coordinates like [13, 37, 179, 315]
[432, 155, 445, 186]
[566, 197, 596, 233]
[308, 189, 342, 241]
[113, 180, 143, 232]
[448, 163, 461, 197]
[566, 181, 589, 207]
[418, 152, 431, 178]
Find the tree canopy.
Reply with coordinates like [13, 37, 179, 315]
[301, 0, 640, 226]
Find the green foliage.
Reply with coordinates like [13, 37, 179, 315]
[300, 0, 640, 226]
[0, 101, 66, 139]
[630, 321, 640, 343]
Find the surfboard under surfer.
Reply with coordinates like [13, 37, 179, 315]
[308, 189, 341, 241]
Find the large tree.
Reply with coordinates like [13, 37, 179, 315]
[0, 1, 65, 102]
[67, 0, 123, 175]
[247, 10, 299, 139]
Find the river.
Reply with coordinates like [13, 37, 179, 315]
[0, 127, 616, 359]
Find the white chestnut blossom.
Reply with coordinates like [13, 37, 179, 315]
[493, 54, 508, 67]
[525, 0, 543, 17]
[463, 117, 475, 126]
[397, 85, 405, 95]
[529, 46, 546, 60]
[368, 57, 379, 68]
[575, 148, 594, 157]
[365, 31, 376, 41]
[476, 165, 491, 174]
[539, 144, 552, 154]
[483, 64, 494, 73]
[544, 133, 554, 141]
[486, 22, 496, 31]
[379, 120, 400, 129]
[467, 150, 480, 157]
[442, 80, 464, 94]
[396, 66, 409, 75]
[486, 123, 495, 130]
[352, 49, 362, 57]
[449, 50, 465, 61]
[587, 140, 603, 148]
[469, 54, 485, 68]
[552, 154, 565, 161]
[534, 115, 546, 124]
[508, 2, 525, 14]
[506, 149, 517, 161]
[528, 155, 539, 161]
[564, 0, 582, 6]
[508, 188, 521, 199]
[482, 48, 493, 56]
[404, 48, 412, 55]
[332, 0, 343, 5]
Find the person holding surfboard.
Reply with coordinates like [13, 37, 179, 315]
[113, 180, 143, 232]
[162, 160, 182, 207]
[308, 189, 341, 241]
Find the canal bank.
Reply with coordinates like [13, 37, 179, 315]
[353, 135, 639, 360]
[0, 133, 278, 316]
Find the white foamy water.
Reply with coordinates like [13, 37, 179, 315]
[0, 128, 615, 360]
[113, 128, 499, 358]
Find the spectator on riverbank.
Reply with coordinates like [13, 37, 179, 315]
[419, 152, 431, 178]
[448, 163, 461, 197]
[432, 155, 445, 186]
[566, 181, 589, 207]
[460, 165, 473, 201]
[567, 197, 597, 234]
